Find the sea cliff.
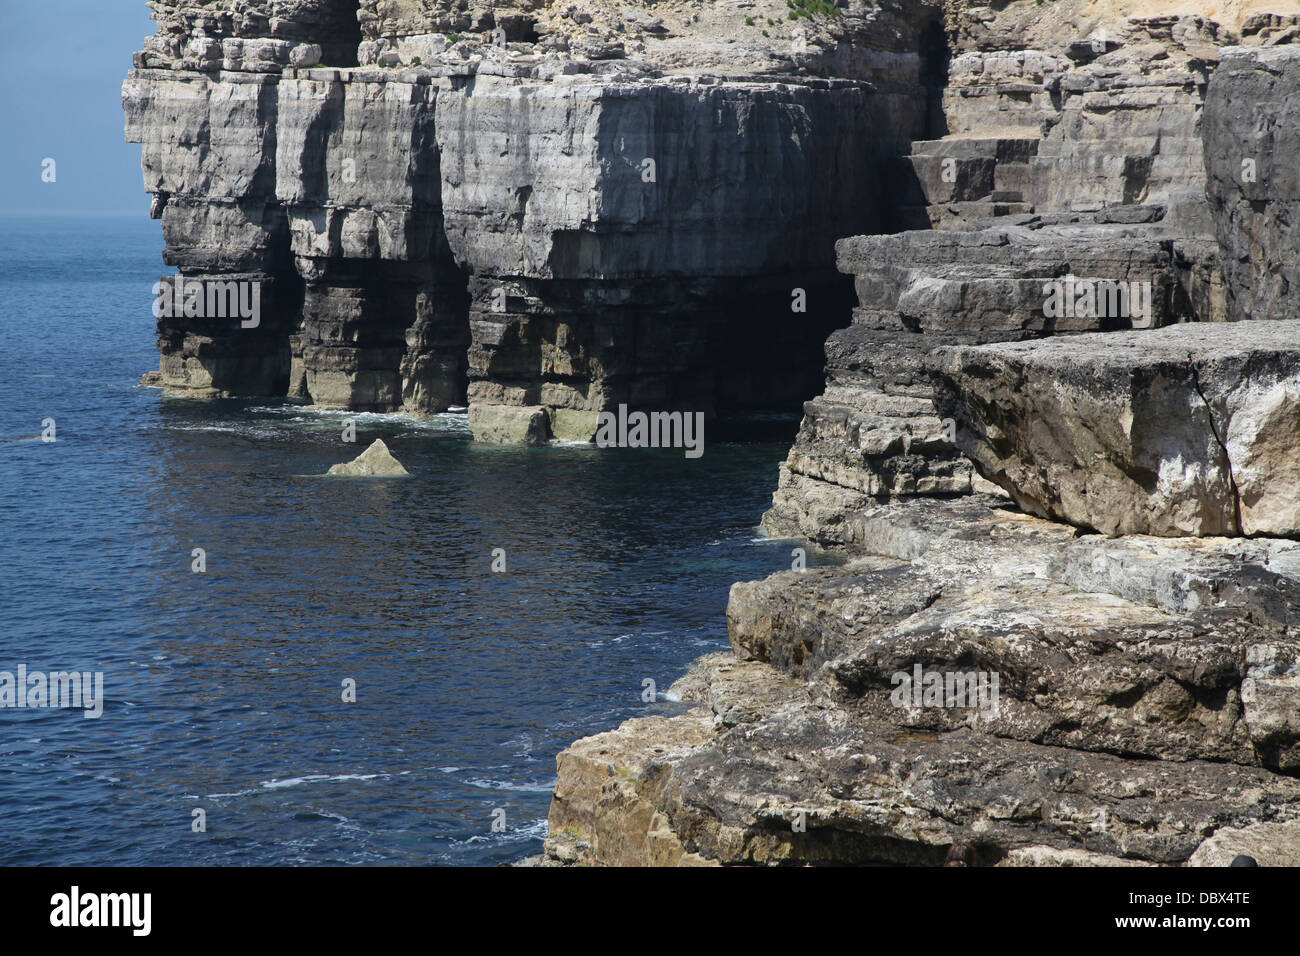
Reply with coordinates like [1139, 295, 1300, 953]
[124, 0, 1300, 865]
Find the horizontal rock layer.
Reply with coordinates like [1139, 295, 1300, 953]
[762, 201, 1224, 544]
[126, 62, 908, 434]
[933, 321, 1300, 538]
[547, 496, 1300, 866]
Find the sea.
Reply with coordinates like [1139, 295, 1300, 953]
[0, 213, 830, 865]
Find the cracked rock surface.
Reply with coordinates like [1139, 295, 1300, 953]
[546, 497, 1300, 866]
[932, 321, 1300, 538]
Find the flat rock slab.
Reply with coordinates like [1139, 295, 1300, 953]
[735, 497, 1300, 771]
[934, 320, 1300, 537]
[668, 701, 1300, 866]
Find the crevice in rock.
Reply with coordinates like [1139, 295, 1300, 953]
[1190, 359, 1243, 535]
[318, 0, 362, 68]
[918, 18, 951, 140]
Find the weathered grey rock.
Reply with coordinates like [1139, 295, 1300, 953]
[126, 0, 947, 440]
[129, 0, 1245, 458]
[1048, 533, 1300, 629]
[1189, 821, 1300, 867]
[547, 657, 1300, 866]
[549, 494, 1300, 865]
[760, 0, 1237, 544]
[934, 321, 1300, 538]
[125, 70, 894, 428]
[748, 497, 1300, 769]
[1204, 45, 1300, 323]
[763, 209, 1216, 544]
[325, 438, 410, 476]
[467, 403, 550, 445]
[289, 43, 322, 68]
[669, 701, 1300, 866]
[140, 0, 362, 69]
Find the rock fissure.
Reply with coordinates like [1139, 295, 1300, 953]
[1188, 356, 1244, 536]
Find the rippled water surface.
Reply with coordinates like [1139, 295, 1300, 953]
[0, 215, 829, 865]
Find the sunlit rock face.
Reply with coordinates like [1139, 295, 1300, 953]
[125, 0, 946, 439]
[759, 6, 1245, 543]
[127, 2, 1300, 867]
[325, 437, 410, 475]
[933, 321, 1300, 538]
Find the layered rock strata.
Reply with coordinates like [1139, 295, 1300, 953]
[933, 321, 1300, 538]
[126, 0, 951, 441]
[764, 9, 1251, 545]
[540, 8, 1300, 866]
[546, 496, 1300, 866]
[762, 199, 1224, 544]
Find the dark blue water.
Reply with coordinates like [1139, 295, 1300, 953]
[0, 214, 826, 865]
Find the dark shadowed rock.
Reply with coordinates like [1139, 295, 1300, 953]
[1204, 45, 1300, 323]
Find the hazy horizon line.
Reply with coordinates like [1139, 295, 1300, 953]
[0, 209, 148, 216]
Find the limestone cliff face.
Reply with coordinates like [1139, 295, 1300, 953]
[761, 6, 1280, 545]
[126, 2, 1300, 866]
[539, 4, 1300, 868]
[125, 0, 946, 441]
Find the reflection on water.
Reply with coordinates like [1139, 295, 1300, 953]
[0, 216, 836, 865]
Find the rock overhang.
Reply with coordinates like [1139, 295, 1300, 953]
[932, 321, 1300, 538]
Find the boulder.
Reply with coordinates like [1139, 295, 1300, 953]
[933, 320, 1300, 537]
[467, 404, 550, 446]
[288, 43, 322, 69]
[1189, 821, 1300, 867]
[325, 438, 410, 476]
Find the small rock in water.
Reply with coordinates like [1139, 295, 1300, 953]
[326, 438, 409, 477]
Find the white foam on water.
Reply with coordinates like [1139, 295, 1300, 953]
[249, 405, 470, 432]
[449, 817, 549, 847]
[205, 771, 392, 798]
[463, 777, 556, 793]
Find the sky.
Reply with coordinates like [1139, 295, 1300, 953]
[0, 0, 157, 213]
